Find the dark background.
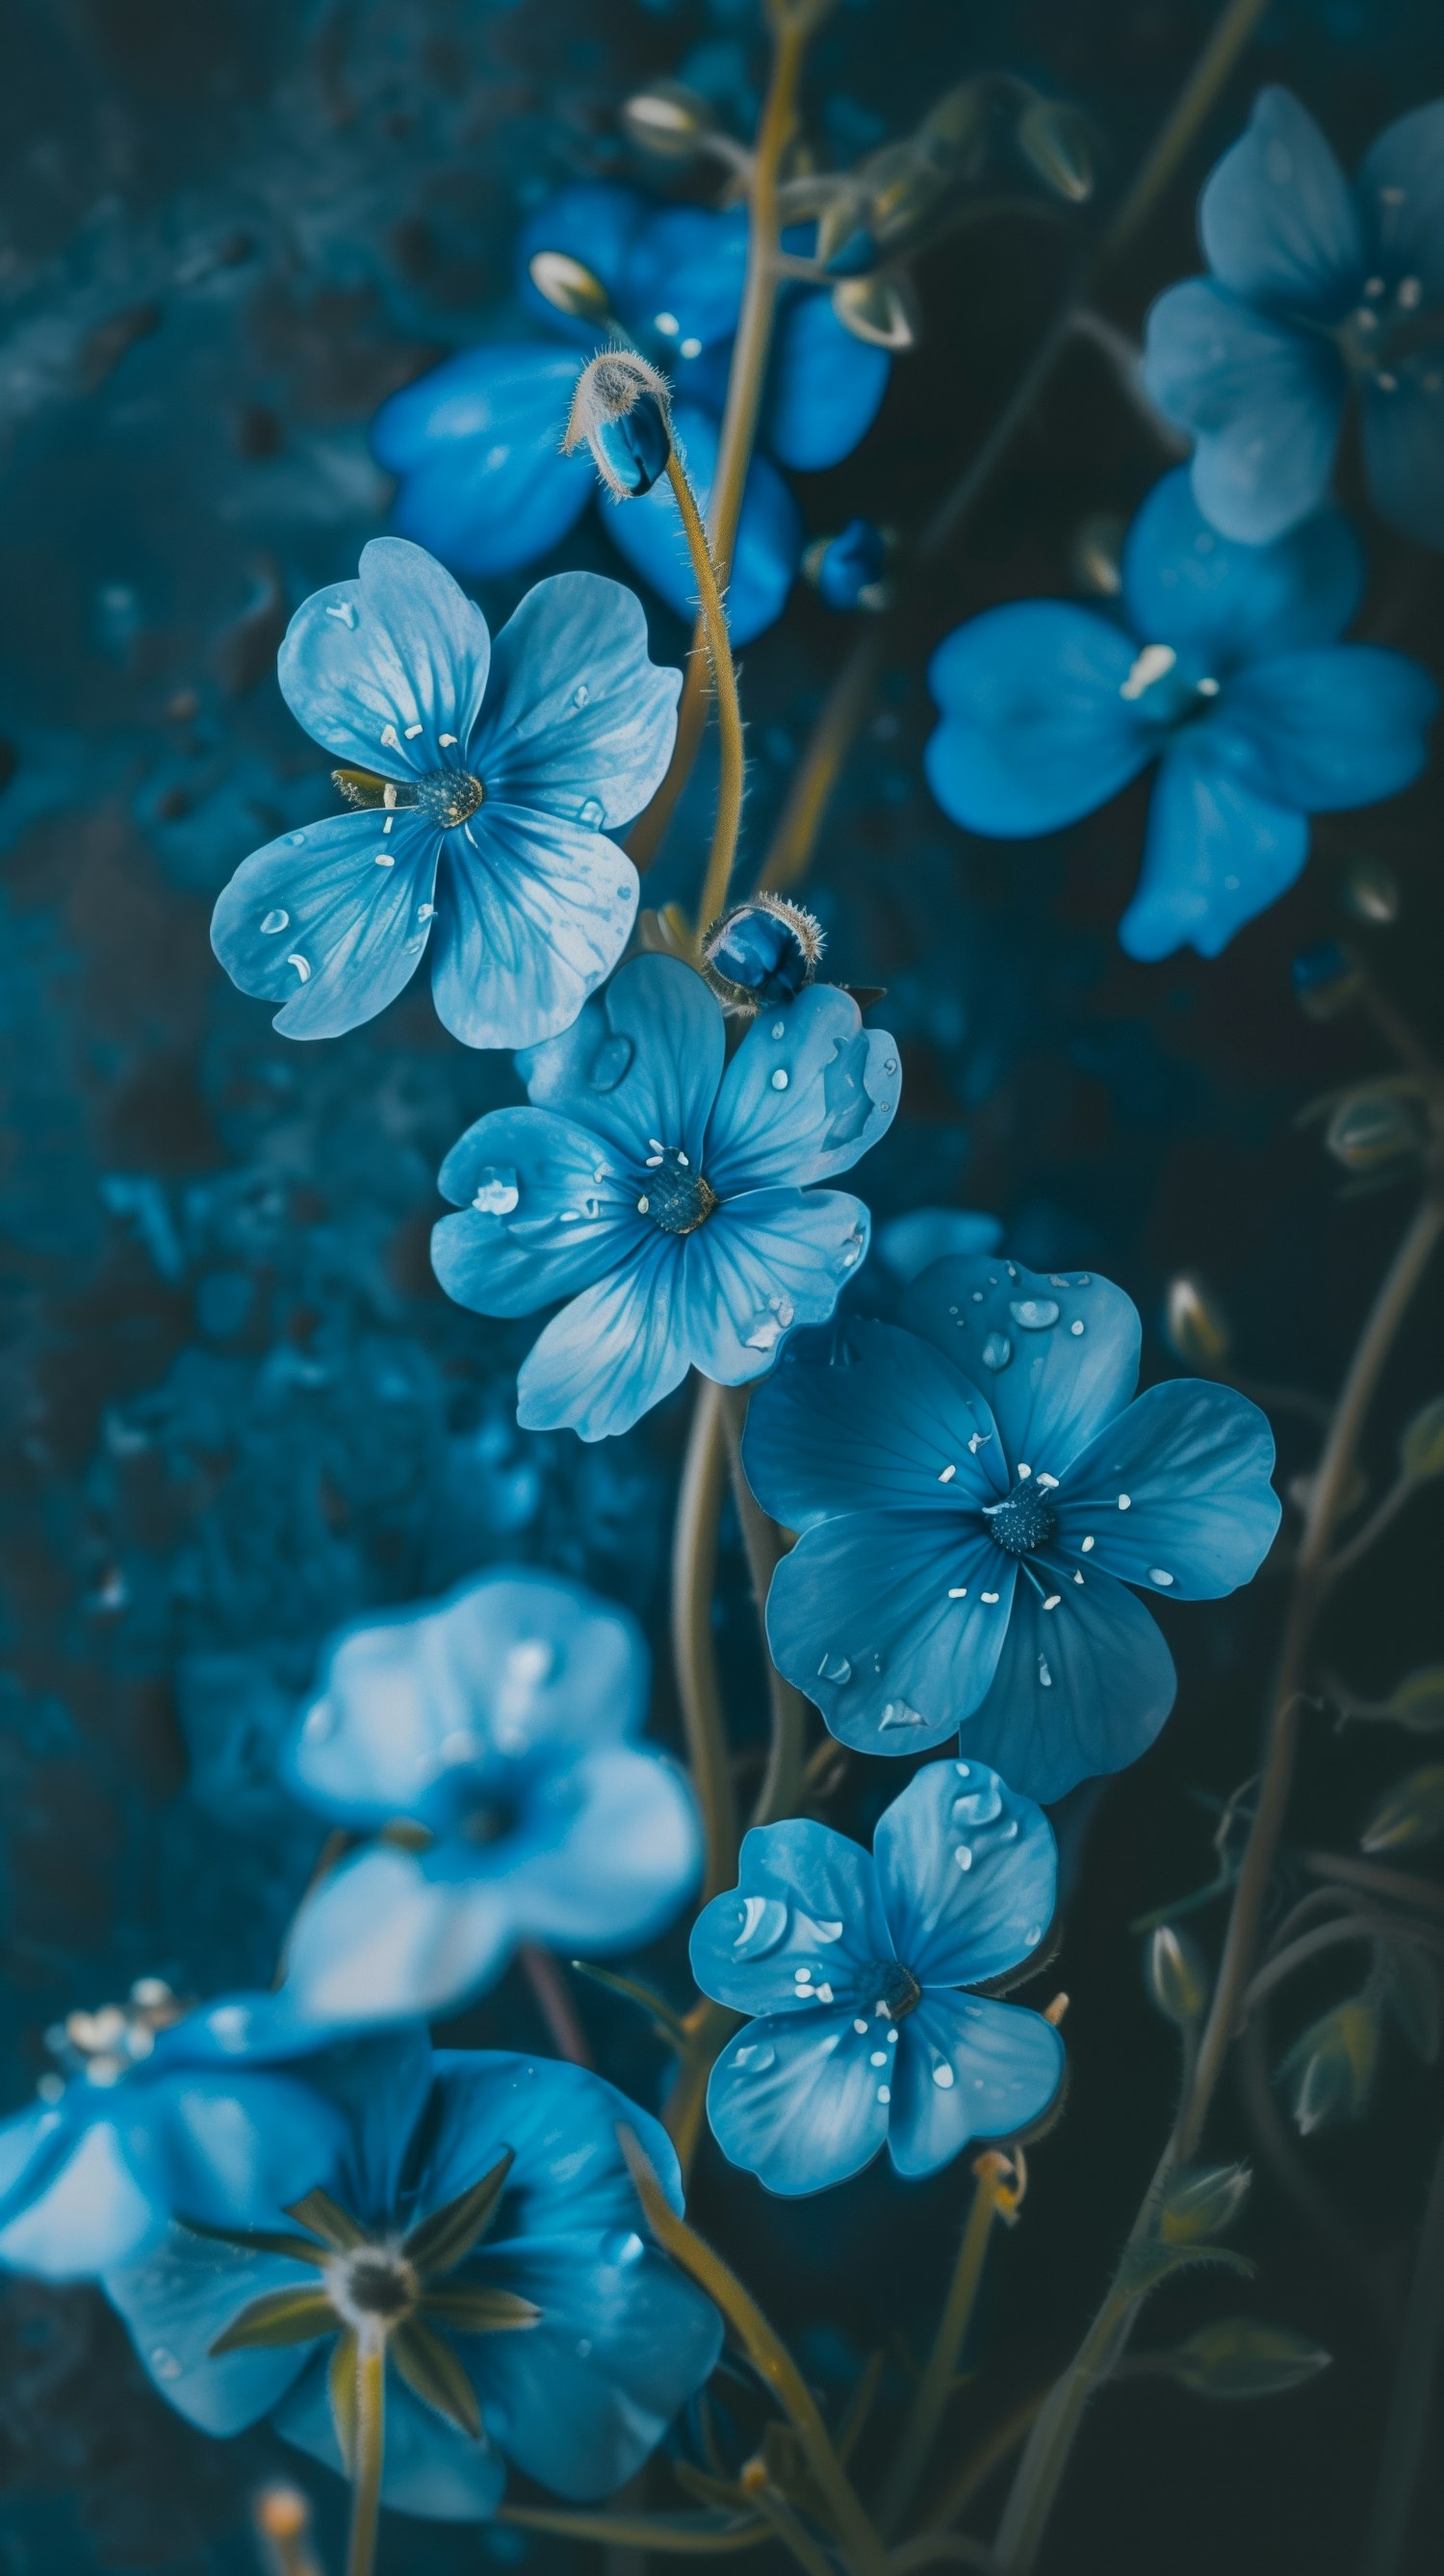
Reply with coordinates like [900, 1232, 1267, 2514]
[1, 2, 1442, 2570]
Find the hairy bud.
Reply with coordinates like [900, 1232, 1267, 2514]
[564, 351, 673, 499]
[702, 894, 824, 1013]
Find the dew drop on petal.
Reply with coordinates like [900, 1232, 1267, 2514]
[932, 2062, 955, 2089]
[260, 908, 289, 935]
[288, 832, 307, 847]
[1024, 1924, 1042, 1947]
[878, 1699, 927, 1730]
[771, 1019, 786, 1039]
[732, 1894, 790, 1958]
[1150, 1568, 1174, 1586]
[577, 796, 605, 829]
[980, 1332, 1012, 1371]
[812, 1919, 844, 1944]
[953, 1782, 1002, 1826]
[954, 1842, 972, 1870]
[731, 2039, 778, 2074]
[1118, 1494, 1132, 1511]
[472, 1168, 520, 1216]
[876, 2083, 890, 2103]
[1038, 1657, 1052, 1688]
[817, 1652, 852, 1684]
[588, 1034, 633, 1092]
[1009, 1298, 1059, 1330]
[573, 683, 590, 708]
[150, 2347, 183, 2382]
[770, 1068, 789, 1092]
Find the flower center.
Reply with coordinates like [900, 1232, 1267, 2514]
[1120, 642, 1220, 729]
[637, 1145, 718, 1236]
[414, 768, 485, 828]
[325, 2245, 420, 2331]
[984, 1479, 1058, 1558]
[861, 1959, 922, 2022]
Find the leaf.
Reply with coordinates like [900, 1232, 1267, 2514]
[1157, 2318, 1330, 2401]
[1361, 1766, 1444, 1854]
[403, 2150, 515, 2278]
[1118, 2240, 1254, 2298]
[329, 2331, 359, 2473]
[1382, 1944, 1443, 2065]
[391, 2320, 484, 2440]
[209, 2286, 336, 2356]
[1401, 1397, 1444, 1481]
[175, 2215, 328, 2267]
[285, 2189, 366, 2252]
[422, 2285, 541, 2335]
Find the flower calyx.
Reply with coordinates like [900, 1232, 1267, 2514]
[564, 350, 673, 499]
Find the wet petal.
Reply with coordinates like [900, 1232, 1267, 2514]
[619, 201, 748, 352]
[211, 810, 438, 1041]
[515, 1239, 689, 1442]
[742, 1318, 1001, 1535]
[873, 1759, 1058, 1991]
[958, 1564, 1177, 1804]
[763, 289, 890, 470]
[689, 1818, 890, 2017]
[519, 953, 724, 1164]
[433, 1106, 640, 1320]
[102, 2223, 319, 2434]
[902, 1256, 1142, 1474]
[1120, 734, 1309, 960]
[765, 1513, 1012, 1756]
[1121, 465, 1362, 665]
[374, 348, 594, 580]
[1051, 1379, 1281, 1598]
[279, 536, 493, 777]
[1199, 87, 1361, 318]
[705, 984, 901, 1192]
[926, 604, 1150, 836]
[706, 2010, 889, 2196]
[678, 1189, 871, 1388]
[471, 572, 681, 830]
[416, 2052, 687, 2236]
[430, 804, 638, 1050]
[889, 1995, 1064, 2178]
[1144, 281, 1345, 544]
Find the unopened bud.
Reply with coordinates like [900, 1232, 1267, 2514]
[815, 192, 876, 277]
[1325, 1087, 1419, 1172]
[917, 81, 989, 176]
[1070, 510, 1125, 597]
[1163, 2316, 1330, 2400]
[702, 894, 823, 1013]
[803, 519, 890, 612]
[1146, 1922, 1209, 2026]
[1387, 1667, 1444, 1733]
[1342, 858, 1400, 924]
[1283, 1997, 1378, 2133]
[832, 270, 919, 350]
[564, 351, 672, 499]
[528, 250, 611, 324]
[1401, 1395, 1444, 1481]
[621, 82, 718, 160]
[1291, 940, 1360, 1019]
[1160, 2162, 1251, 2244]
[1361, 1765, 1444, 1855]
[1017, 98, 1096, 203]
[1163, 1273, 1231, 1370]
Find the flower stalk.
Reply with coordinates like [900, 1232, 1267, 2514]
[876, 2153, 1021, 2537]
[346, 2336, 386, 2576]
[673, 1378, 740, 1902]
[663, 450, 748, 940]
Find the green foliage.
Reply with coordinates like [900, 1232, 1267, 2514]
[1361, 1766, 1444, 1854]
[1152, 2317, 1331, 2401]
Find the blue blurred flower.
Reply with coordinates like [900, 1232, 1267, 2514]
[278, 1569, 700, 2025]
[743, 1252, 1281, 1803]
[211, 539, 680, 1047]
[99, 2029, 722, 2520]
[806, 518, 890, 611]
[432, 955, 900, 1442]
[689, 1759, 1064, 2195]
[1144, 88, 1444, 547]
[925, 468, 1436, 958]
[372, 184, 892, 643]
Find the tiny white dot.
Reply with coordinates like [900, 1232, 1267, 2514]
[1118, 1494, 1131, 1510]
[939, 1463, 956, 1483]
[876, 2084, 890, 2104]
[1044, 1594, 1061, 1610]
[403, 723, 424, 739]
[854, 2020, 869, 2035]
[1082, 1535, 1095, 1552]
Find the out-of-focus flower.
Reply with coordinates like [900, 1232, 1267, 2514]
[804, 518, 891, 611]
[925, 469, 1435, 958]
[744, 1252, 1281, 1802]
[211, 540, 680, 1047]
[1144, 88, 1444, 547]
[432, 955, 899, 1442]
[278, 1569, 700, 2025]
[689, 1759, 1064, 2195]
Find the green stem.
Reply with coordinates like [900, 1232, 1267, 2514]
[347, 2337, 385, 2576]
[497, 2506, 769, 2555]
[673, 1377, 739, 1902]
[719, 1385, 808, 1825]
[751, 2487, 842, 2576]
[1302, 1849, 1444, 1917]
[876, 2158, 1013, 2537]
[662, 1996, 740, 2177]
[925, 2390, 1045, 2532]
[1359, 2122, 1444, 2576]
[663, 450, 747, 939]
[1325, 1470, 1419, 1580]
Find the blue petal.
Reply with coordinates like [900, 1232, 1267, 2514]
[688, 1818, 890, 2017]
[889, 1995, 1065, 2179]
[742, 1319, 1002, 1536]
[957, 1563, 1177, 1804]
[276, 2360, 506, 2518]
[763, 290, 890, 470]
[1199, 87, 1361, 318]
[765, 1513, 1012, 1756]
[519, 953, 724, 1164]
[282, 1843, 516, 2025]
[872, 1760, 1057, 1991]
[706, 2010, 890, 2196]
[416, 2050, 687, 2235]
[1143, 282, 1346, 545]
[517, 184, 652, 334]
[285, 1569, 648, 1830]
[432, 1106, 641, 1320]
[902, 1257, 1142, 1476]
[374, 348, 593, 578]
[1120, 466, 1363, 666]
[1218, 646, 1437, 810]
[142, 2070, 354, 2235]
[1356, 101, 1444, 299]
[679, 1189, 871, 1387]
[1119, 734, 1309, 960]
[516, 1238, 689, 1442]
[211, 810, 438, 1041]
[1050, 1379, 1280, 1598]
[925, 605, 1151, 836]
[0, 2114, 158, 2280]
[279, 536, 493, 778]
[430, 805, 638, 1050]
[603, 402, 802, 645]
[876, 1210, 1004, 1281]
[1362, 377, 1444, 552]
[619, 202, 748, 353]
[704, 985, 901, 1192]
[102, 2223, 319, 2433]
[471, 572, 681, 831]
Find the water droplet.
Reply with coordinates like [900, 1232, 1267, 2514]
[744, 1310, 786, 1352]
[817, 1652, 852, 1685]
[812, 1919, 844, 1944]
[577, 796, 605, 829]
[954, 1783, 1003, 1826]
[1118, 1494, 1131, 1511]
[324, 599, 358, 629]
[955, 1842, 973, 1870]
[588, 1033, 633, 1092]
[732, 1894, 789, 1959]
[301, 1700, 336, 1741]
[980, 1332, 1012, 1371]
[573, 683, 590, 707]
[150, 2346, 183, 2381]
[1038, 1657, 1053, 1688]
[1070, 1320, 1085, 1335]
[882, 1056, 897, 1075]
[472, 1168, 520, 1216]
[932, 2062, 955, 2089]
[260, 908, 289, 935]
[771, 1019, 786, 1039]
[879, 1699, 927, 1730]
[1149, 1568, 1174, 1587]
[770, 1068, 789, 1092]
[286, 954, 311, 982]
[854, 2018, 869, 2036]
[876, 2083, 891, 2103]
[870, 2048, 888, 2067]
[1009, 1298, 1059, 1330]
[1024, 1924, 1042, 1947]
[732, 2039, 778, 2074]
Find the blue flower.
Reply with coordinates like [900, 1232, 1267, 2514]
[925, 467, 1436, 959]
[211, 540, 681, 1047]
[431, 954, 900, 1442]
[689, 1760, 1064, 2196]
[0, 1984, 376, 2281]
[99, 2028, 723, 2520]
[1144, 87, 1444, 548]
[372, 184, 892, 644]
[743, 1252, 1281, 1804]
[277, 1569, 701, 2026]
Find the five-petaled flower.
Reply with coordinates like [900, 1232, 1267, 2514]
[925, 466, 1436, 959]
[743, 1252, 1281, 1803]
[431, 954, 900, 1443]
[371, 183, 891, 643]
[99, 2029, 722, 2521]
[689, 1759, 1064, 2196]
[278, 1569, 700, 2026]
[211, 539, 681, 1048]
[1144, 87, 1444, 548]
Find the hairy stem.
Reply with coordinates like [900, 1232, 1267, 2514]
[664, 450, 748, 937]
[346, 2338, 385, 2576]
[877, 2157, 1014, 2537]
[719, 1384, 809, 1824]
[673, 1378, 740, 1901]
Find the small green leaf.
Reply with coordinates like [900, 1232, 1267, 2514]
[1281, 1996, 1380, 2134]
[392, 2319, 484, 2440]
[329, 2330, 359, 2473]
[1159, 2164, 1251, 2245]
[286, 2188, 366, 2252]
[1119, 2239, 1254, 2298]
[403, 2150, 515, 2278]
[209, 2286, 336, 2356]
[176, 2215, 327, 2267]
[1362, 1766, 1444, 1854]
[1158, 2317, 1330, 2400]
[422, 2284, 541, 2335]
[1387, 1668, 1444, 1733]
[1401, 1396, 1444, 1481]
[1382, 1944, 1443, 2065]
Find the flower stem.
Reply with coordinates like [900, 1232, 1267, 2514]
[751, 2486, 842, 2576]
[876, 2155, 1017, 2537]
[718, 1385, 808, 1825]
[1359, 2120, 1444, 2576]
[663, 451, 747, 939]
[346, 2337, 385, 2576]
[497, 2505, 768, 2555]
[518, 1941, 594, 2067]
[673, 1377, 739, 1902]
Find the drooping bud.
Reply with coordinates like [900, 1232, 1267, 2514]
[1282, 1996, 1379, 2133]
[1017, 97, 1096, 203]
[1386, 1666, 1444, 1733]
[1325, 1087, 1420, 1172]
[702, 893, 824, 1013]
[1146, 1922, 1209, 2026]
[1158, 2317, 1330, 2401]
[1400, 1395, 1444, 1481]
[1163, 1273, 1231, 1370]
[1361, 1765, 1444, 1855]
[917, 81, 990, 178]
[1341, 858, 1400, 924]
[620, 82, 719, 161]
[1159, 2162, 1251, 2244]
[803, 519, 891, 612]
[832, 270, 919, 350]
[563, 351, 673, 499]
[528, 250, 612, 324]
[1291, 939, 1360, 1019]
[1070, 510, 1125, 597]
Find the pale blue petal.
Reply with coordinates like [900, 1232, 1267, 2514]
[889, 1995, 1065, 2179]
[678, 1190, 871, 1388]
[283, 1843, 514, 2025]
[211, 810, 438, 1040]
[518, 184, 652, 333]
[143, 2071, 353, 2234]
[619, 202, 748, 353]
[742, 1320, 1001, 1535]
[475, 1746, 700, 1955]
[1120, 735, 1309, 960]
[1120, 466, 1362, 665]
[519, 953, 724, 1163]
[872, 1760, 1057, 1991]
[1051, 1379, 1280, 1598]
[471, 572, 681, 830]
[704, 985, 901, 1192]
[877, 1210, 1004, 1280]
[707, 2010, 889, 2196]
[603, 402, 802, 646]
[1217, 646, 1436, 810]
[958, 1564, 1177, 1804]
[1144, 281, 1345, 544]
[0, 2101, 67, 2232]
[430, 804, 638, 1050]
[374, 348, 593, 578]
[688, 1819, 890, 2017]
[415, 2051, 686, 2234]
[1362, 378, 1444, 552]
[926, 605, 1150, 836]
[765, 1514, 1012, 1756]
[902, 1257, 1142, 1475]
[274, 2359, 507, 2518]
[433, 1106, 641, 1319]
[279, 536, 492, 778]
[0, 2116, 157, 2280]
[1356, 101, 1444, 299]
[516, 1239, 689, 1442]
[763, 291, 890, 470]
[288, 2028, 436, 2228]
[1199, 88, 1361, 318]
[102, 2223, 319, 2433]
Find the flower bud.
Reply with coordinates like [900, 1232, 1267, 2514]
[815, 192, 877, 277]
[1291, 939, 1359, 1019]
[918, 81, 989, 177]
[1159, 2162, 1251, 2244]
[1401, 1395, 1444, 1481]
[803, 519, 890, 612]
[1161, 2317, 1330, 2401]
[564, 351, 672, 499]
[1387, 1666, 1444, 1733]
[528, 250, 612, 324]
[1017, 98, 1096, 203]
[1282, 1996, 1378, 2133]
[1163, 1273, 1231, 1370]
[832, 270, 919, 350]
[1342, 858, 1400, 924]
[1146, 1922, 1209, 2026]
[620, 82, 718, 160]
[1325, 1087, 1420, 1172]
[1361, 1765, 1444, 1855]
[702, 894, 824, 1013]
[1069, 510, 1125, 598]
